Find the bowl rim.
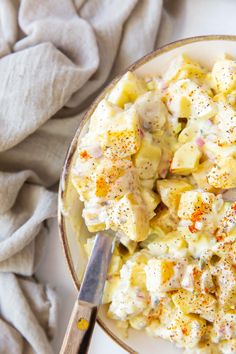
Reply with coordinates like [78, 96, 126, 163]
[58, 34, 236, 353]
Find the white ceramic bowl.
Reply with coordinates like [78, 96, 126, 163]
[58, 35, 236, 354]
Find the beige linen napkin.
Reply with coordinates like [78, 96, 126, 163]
[0, 0, 163, 353]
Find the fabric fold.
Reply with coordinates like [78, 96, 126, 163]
[0, 42, 87, 152]
[0, 318, 23, 354]
[0, 273, 56, 354]
[112, 0, 163, 77]
[67, 0, 139, 107]
[0, 0, 18, 57]
[0, 185, 57, 262]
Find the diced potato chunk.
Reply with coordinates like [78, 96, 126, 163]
[108, 254, 123, 276]
[109, 194, 149, 242]
[178, 124, 199, 143]
[213, 90, 236, 110]
[163, 54, 207, 83]
[156, 178, 192, 211]
[140, 179, 154, 190]
[72, 153, 137, 203]
[134, 91, 167, 132]
[181, 228, 216, 258]
[150, 207, 179, 233]
[108, 283, 147, 320]
[144, 237, 169, 257]
[89, 99, 122, 132]
[200, 268, 216, 294]
[207, 157, 236, 189]
[212, 59, 236, 93]
[103, 276, 120, 304]
[140, 188, 160, 219]
[172, 289, 216, 322]
[228, 90, 236, 109]
[100, 107, 141, 158]
[108, 71, 147, 107]
[133, 135, 161, 179]
[93, 158, 135, 199]
[168, 312, 207, 348]
[82, 201, 107, 233]
[178, 190, 215, 220]
[192, 160, 218, 192]
[163, 231, 188, 257]
[219, 339, 236, 354]
[167, 79, 216, 120]
[171, 142, 202, 175]
[84, 219, 106, 233]
[71, 149, 98, 201]
[203, 141, 236, 160]
[145, 259, 184, 293]
[130, 263, 147, 290]
[145, 259, 173, 292]
[213, 237, 236, 264]
[211, 310, 236, 342]
[147, 231, 188, 258]
[216, 102, 236, 144]
[129, 314, 148, 330]
[214, 259, 236, 310]
[71, 173, 91, 202]
[118, 234, 137, 254]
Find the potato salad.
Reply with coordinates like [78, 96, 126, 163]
[72, 54, 236, 353]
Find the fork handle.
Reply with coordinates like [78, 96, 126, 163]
[60, 300, 97, 354]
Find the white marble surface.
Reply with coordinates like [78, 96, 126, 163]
[36, 1, 236, 353]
